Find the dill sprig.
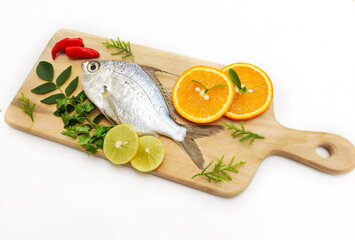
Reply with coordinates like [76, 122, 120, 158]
[192, 155, 246, 183]
[102, 37, 134, 59]
[222, 121, 265, 145]
[17, 92, 35, 129]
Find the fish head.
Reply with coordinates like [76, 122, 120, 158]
[81, 60, 106, 89]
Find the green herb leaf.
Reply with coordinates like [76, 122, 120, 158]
[208, 84, 226, 91]
[76, 125, 91, 134]
[61, 111, 72, 126]
[239, 87, 247, 94]
[65, 77, 78, 96]
[192, 155, 246, 183]
[191, 80, 226, 93]
[228, 69, 241, 88]
[191, 80, 207, 91]
[222, 121, 265, 145]
[56, 66, 72, 87]
[32, 62, 112, 156]
[36, 61, 54, 81]
[85, 143, 98, 155]
[76, 90, 87, 101]
[93, 114, 105, 124]
[228, 69, 248, 94]
[54, 104, 74, 117]
[92, 125, 110, 138]
[77, 133, 91, 147]
[61, 126, 78, 139]
[93, 138, 104, 149]
[84, 101, 95, 113]
[74, 104, 85, 114]
[102, 37, 134, 59]
[17, 92, 35, 129]
[31, 82, 57, 94]
[41, 93, 65, 104]
[56, 98, 68, 109]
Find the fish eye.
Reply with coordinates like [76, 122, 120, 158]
[87, 61, 100, 73]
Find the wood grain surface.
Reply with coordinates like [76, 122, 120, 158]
[5, 29, 355, 197]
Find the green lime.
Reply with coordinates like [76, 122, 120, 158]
[130, 136, 165, 172]
[103, 125, 139, 164]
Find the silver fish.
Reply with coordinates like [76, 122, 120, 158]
[81, 60, 221, 169]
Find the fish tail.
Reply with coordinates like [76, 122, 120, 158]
[176, 124, 224, 169]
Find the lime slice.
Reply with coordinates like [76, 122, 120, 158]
[130, 136, 165, 172]
[103, 125, 139, 164]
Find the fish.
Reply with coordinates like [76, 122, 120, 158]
[81, 60, 222, 169]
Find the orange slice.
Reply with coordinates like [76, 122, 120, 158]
[221, 63, 273, 120]
[172, 66, 234, 123]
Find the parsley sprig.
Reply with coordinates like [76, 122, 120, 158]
[32, 61, 114, 155]
[102, 37, 134, 59]
[222, 121, 265, 145]
[17, 92, 35, 130]
[192, 155, 246, 183]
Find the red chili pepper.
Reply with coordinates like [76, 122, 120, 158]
[51, 38, 83, 60]
[65, 46, 100, 59]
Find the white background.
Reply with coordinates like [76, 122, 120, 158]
[1, 0, 355, 239]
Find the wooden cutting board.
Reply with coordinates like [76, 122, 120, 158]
[5, 29, 355, 197]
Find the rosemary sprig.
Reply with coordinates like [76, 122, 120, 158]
[191, 80, 226, 93]
[102, 37, 134, 59]
[17, 92, 35, 129]
[192, 155, 246, 183]
[222, 121, 265, 145]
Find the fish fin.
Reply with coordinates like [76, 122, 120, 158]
[102, 109, 118, 125]
[140, 65, 177, 120]
[140, 65, 179, 77]
[183, 124, 224, 139]
[101, 86, 119, 125]
[175, 137, 205, 169]
[177, 124, 224, 169]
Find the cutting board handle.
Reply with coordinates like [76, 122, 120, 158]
[270, 127, 355, 174]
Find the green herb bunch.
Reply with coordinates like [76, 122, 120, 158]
[192, 155, 246, 183]
[31, 61, 113, 154]
[17, 92, 35, 129]
[102, 37, 134, 59]
[222, 121, 265, 145]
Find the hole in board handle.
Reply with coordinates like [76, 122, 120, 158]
[316, 145, 331, 158]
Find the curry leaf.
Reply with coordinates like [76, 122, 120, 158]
[93, 114, 105, 124]
[31, 82, 57, 94]
[65, 77, 78, 96]
[41, 93, 65, 104]
[78, 91, 87, 100]
[36, 61, 54, 81]
[56, 66, 72, 87]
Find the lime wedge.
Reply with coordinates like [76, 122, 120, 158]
[103, 125, 139, 164]
[130, 136, 165, 172]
